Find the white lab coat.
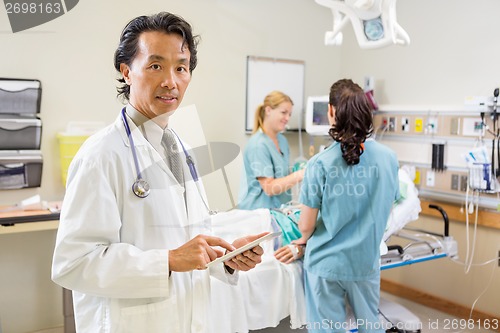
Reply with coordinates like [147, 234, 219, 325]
[52, 113, 237, 333]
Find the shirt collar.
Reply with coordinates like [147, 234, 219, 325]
[126, 104, 149, 127]
[125, 104, 165, 154]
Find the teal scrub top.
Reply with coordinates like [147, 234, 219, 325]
[299, 139, 399, 281]
[238, 130, 292, 209]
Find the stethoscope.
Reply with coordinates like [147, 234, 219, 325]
[120, 108, 200, 198]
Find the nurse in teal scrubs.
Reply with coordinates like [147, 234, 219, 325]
[238, 91, 305, 210]
[293, 80, 399, 333]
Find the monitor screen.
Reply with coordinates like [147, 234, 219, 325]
[312, 101, 329, 126]
[305, 95, 330, 136]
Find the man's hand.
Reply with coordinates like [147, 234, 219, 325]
[168, 235, 235, 272]
[223, 232, 267, 271]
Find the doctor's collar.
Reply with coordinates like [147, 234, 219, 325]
[126, 104, 176, 130]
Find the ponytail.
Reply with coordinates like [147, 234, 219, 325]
[328, 79, 373, 165]
[253, 104, 266, 133]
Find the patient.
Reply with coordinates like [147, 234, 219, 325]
[270, 208, 305, 263]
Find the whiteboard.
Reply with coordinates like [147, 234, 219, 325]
[245, 56, 305, 132]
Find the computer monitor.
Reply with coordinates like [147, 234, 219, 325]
[305, 95, 330, 136]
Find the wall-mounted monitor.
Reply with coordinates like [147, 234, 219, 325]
[305, 95, 330, 136]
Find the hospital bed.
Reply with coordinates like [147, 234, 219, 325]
[210, 208, 307, 332]
[209, 167, 458, 333]
[381, 204, 458, 271]
[375, 204, 458, 333]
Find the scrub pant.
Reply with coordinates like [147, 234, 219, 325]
[304, 270, 384, 333]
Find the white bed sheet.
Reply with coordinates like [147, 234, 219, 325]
[384, 168, 421, 236]
[210, 208, 306, 332]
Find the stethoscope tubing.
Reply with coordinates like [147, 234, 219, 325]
[121, 108, 211, 211]
[121, 108, 144, 182]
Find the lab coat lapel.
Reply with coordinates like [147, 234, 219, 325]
[115, 114, 183, 182]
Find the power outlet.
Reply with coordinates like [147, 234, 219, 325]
[388, 117, 396, 132]
[451, 174, 459, 191]
[426, 117, 438, 134]
[450, 117, 460, 135]
[381, 117, 389, 130]
[426, 170, 435, 187]
[460, 175, 468, 192]
[401, 117, 410, 132]
[415, 118, 424, 133]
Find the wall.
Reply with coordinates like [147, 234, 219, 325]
[337, 0, 500, 319]
[1, 0, 499, 332]
[338, 0, 500, 106]
[382, 215, 500, 318]
[0, 0, 339, 332]
[0, 230, 60, 332]
[0, 0, 340, 207]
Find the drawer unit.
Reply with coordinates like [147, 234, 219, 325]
[0, 115, 42, 149]
[0, 78, 41, 115]
[0, 150, 43, 189]
[0, 78, 43, 189]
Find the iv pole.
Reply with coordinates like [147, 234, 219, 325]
[492, 88, 499, 180]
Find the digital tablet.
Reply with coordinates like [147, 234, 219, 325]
[205, 231, 281, 268]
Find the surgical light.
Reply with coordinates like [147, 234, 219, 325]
[315, 0, 410, 49]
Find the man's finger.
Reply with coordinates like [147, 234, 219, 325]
[203, 235, 236, 252]
[244, 232, 270, 243]
[206, 246, 224, 261]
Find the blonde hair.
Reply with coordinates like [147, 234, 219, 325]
[253, 91, 293, 133]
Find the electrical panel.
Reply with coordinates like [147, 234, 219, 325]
[373, 109, 499, 210]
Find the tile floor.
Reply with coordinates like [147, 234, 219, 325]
[380, 292, 498, 333]
[30, 292, 498, 333]
[255, 292, 497, 332]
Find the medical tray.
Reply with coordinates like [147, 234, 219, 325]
[0, 150, 43, 189]
[0, 78, 42, 115]
[0, 115, 42, 149]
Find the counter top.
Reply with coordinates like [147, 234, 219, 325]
[0, 206, 60, 234]
[0, 220, 59, 234]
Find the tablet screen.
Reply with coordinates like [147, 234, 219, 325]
[205, 231, 281, 268]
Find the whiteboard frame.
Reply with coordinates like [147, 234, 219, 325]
[245, 56, 305, 133]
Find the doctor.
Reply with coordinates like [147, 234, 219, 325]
[52, 12, 265, 333]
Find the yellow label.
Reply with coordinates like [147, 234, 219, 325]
[414, 169, 421, 185]
[415, 118, 423, 133]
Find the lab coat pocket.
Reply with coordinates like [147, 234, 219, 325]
[117, 296, 180, 333]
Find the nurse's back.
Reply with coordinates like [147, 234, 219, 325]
[301, 139, 399, 279]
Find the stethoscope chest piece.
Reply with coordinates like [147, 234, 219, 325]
[132, 178, 150, 198]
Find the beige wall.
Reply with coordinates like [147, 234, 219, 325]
[344, 0, 500, 318]
[383, 216, 500, 317]
[337, 0, 500, 106]
[0, 1, 338, 332]
[0, 0, 499, 332]
[0, 0, 340, 207]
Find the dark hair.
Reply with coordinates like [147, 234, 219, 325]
[328, 79, 373, 165]
[114, 12, 200, 101]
